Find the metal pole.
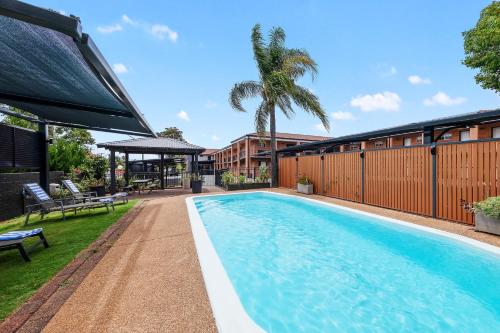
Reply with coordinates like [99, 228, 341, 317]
[361, 150, 365, 204]
[110, 150, 116, 194]
[125, 152, 129, 185]
[38, 122, 49, 192]
[431, 144, 437, 218]
[160, 153, 165, 189]
[321, 155, 325, 195]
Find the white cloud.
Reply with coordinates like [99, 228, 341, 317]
[378, 64, 397, 77]
[150, 24, 178, 42]
[408, 75, 431, 85]
[423, 91, 467, 106]
[112, 63, 128, 74]
[205, 100, 217, 109]
[122, 14, 138, 26]
[97, 23, 123, 34]
[177, 110, 190, 122]
[211, 135, 220, 141]
[121, 15, 178, 42]
[315, 123, 329, 133]
[350, 92, 401, 112]
[332, 111, 356, 120]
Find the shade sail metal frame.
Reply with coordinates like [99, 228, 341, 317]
[0, 0, 156, 137]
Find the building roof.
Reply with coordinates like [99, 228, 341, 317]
[0, 0, 155, 136]
[97, 137, 205, 154]
[279, 108, 500, 153]
[230, 132, 330, 144]
[202, 149, 219, 156]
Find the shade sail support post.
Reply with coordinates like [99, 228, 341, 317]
[38, 122, 49, 192]
[160, 153, 165, 190]
[124, 152, 129, 186]
[110, 149, 116, 194]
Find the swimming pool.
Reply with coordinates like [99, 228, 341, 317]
[187, 192, 500, 333]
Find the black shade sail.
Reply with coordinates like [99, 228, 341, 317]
[0, 0, 155, 136]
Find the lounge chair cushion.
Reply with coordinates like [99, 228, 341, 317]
[0, 228, 43, 241]
[62, 180, 80, 194]
[25, 183, 51, 202]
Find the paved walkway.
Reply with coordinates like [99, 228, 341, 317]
[42, 187, 500, 333]
[43, 189, 222, 333]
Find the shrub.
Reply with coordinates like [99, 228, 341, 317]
[298, 176, 312, 185]
[474, 196, 500, 219]
[221, 171, 237, 185]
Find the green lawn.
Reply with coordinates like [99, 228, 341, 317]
[0, 200, 138, 321]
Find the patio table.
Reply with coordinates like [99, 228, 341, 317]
[131, 179, 152, 194]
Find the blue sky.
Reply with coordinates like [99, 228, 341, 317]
[31, 0, 500, 150]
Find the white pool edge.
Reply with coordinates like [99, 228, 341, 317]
[186, 190, 500, 333]
[186, 197, 266, 333]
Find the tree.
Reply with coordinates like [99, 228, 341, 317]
[463, 1, 500, 93]
[157, 126, 186, 141]
[49, 138, 89, 174]
[54, 127, 95, 145]
[1, 108, 38, 131]
[229, 24, 329, 187]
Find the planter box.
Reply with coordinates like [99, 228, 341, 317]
[475, 212, 500, 236]
[192, 180, 203, 194]
[297, 183, 313, 195]
[225, 183, 270, 191]
[89, 185, 106, 197]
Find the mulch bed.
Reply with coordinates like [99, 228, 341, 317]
[0, 201, 145, 333]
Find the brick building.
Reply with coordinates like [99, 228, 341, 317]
[213, 132, 329, 176]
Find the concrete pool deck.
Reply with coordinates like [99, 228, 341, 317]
[41, 187, 500, 332]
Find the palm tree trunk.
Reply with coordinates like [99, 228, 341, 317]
[270, 104, 278, 187]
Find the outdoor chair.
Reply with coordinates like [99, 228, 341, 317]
[22, 183, 114, 226]
[0, 228, 49, 262]
[146, 179, 161, 194]
[61, 179, 128, 204]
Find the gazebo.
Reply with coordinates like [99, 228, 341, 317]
[97, 137, 205, 193]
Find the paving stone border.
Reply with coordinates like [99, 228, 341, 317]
[0, 201, 145, 333]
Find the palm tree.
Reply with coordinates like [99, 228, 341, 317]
[229, 24, 329, 187]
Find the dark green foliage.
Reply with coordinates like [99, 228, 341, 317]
[157, 126, 186, 142]
[463, 2, 500, 93]
[48, 138, 89, 174]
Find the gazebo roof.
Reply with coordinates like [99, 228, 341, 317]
[0, 0, 155, 136]
[97, 137, 205, 154]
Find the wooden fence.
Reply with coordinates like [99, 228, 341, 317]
[278, 139, 500, 225]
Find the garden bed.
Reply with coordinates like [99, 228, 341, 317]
[224, 183, 270, 191]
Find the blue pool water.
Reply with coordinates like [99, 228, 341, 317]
[193, 192, 500, 333]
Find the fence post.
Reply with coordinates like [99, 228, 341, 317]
[295, 157, 299, 183]
[360, 150, 365, 204]
[321, 155, 325, 195]
[431, 144, 437, 218]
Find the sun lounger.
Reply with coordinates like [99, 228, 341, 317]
[23, 183, 114, 225]
[61, 179, 128, 204]
[0, 228, 49, 262]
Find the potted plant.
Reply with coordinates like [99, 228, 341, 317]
[191, 173, 203, 194]
[88, 178, 106, 196]
[297, 176, 313, 195]
[473, 196, 500, 235]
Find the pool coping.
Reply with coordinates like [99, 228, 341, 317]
[186, 191, 500, 333]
